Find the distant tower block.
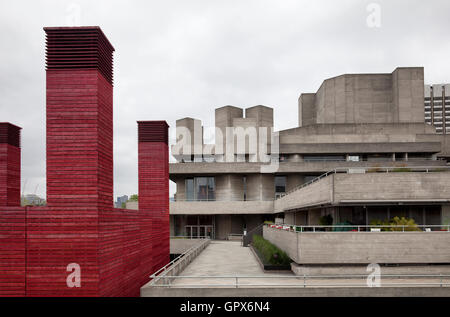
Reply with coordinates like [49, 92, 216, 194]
[0, 123, 21, 206]
[44, 27, 115, 208]
[137, 121, 170, 274]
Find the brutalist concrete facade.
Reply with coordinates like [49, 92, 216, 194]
[169, 67, 450, 240]
[425, 84, 450, 134]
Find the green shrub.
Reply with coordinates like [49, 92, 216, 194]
[370, 217, 420, 231]
[391, 168, 412, 173]
[319, 214, 333, 226]
[252, 235, 291, 266]
[389, 216, 420, 231]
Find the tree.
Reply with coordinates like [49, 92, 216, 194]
[129, 194, 138, 202]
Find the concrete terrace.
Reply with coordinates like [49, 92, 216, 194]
[141, 240, 450, 297]
[171, 240, 293, 287]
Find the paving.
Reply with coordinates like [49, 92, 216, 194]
[168, 241, 450, 288]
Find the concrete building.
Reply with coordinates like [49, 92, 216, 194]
[115, 195, 128, 208]
[425, 84, 450, 134]
[22, 194, 46, 206]
[169, 67, 450, 240]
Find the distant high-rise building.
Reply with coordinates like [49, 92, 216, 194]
[425, 84, 450, 134]
[115, 195, 129, 208]
[23, 194, 46, 206]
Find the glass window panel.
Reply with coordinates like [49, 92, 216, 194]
[207, 177, 215, 201]
[195, 177, 208, 201]
[186, 178, 194, 201]
[275, 176, 287, 194]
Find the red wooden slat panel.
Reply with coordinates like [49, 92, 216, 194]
[0, 123, 21, 206]
[0, 27, 170, 297]
[138, 122, 170, 275]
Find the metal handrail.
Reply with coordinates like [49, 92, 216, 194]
[172, 198, 275, 202]
[267, 223, 450, 233]
[150, 238, 210, 279]
[170, 236, 210, 239]
[243, 223, 265, 247]
[280, 157, 446, 163]
[150, 274, 450, 288]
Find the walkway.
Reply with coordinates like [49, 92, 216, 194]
[178, 240, 288, 276]
[171, 240, 293, 287]
[141, 240, 450, 296]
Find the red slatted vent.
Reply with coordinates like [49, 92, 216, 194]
[138, 121, 169, 144]
[0, 123, 22, 148]
[44, 26, 115, 85]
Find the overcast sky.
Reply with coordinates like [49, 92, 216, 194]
[1, 0, 450, 199]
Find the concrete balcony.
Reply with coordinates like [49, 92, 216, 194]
[263, 226, 450, 265]
[274, 170, 450, 213]
[170, 200, 274, 215]
[169, 160, 446, 176]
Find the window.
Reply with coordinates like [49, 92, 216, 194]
[243, 176, 247, 201]
[304, 155, 346, 162]
[196, 177, 208, 201]
[185, 177, 215, 201]
[186, 178, 194, 201]
[207, 177, 215, 201]
[275, 176, 287, 196]
[347, 155, 360, 162]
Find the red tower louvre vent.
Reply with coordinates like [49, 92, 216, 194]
[0, 123, 21, 148]
[44, 26, 115, 85]
[137, 121, 169, 144]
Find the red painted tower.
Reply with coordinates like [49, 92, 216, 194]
[138, 121, 170, 274]
[0, 26, 170, 297]
[45, 27, 114, 209]
[0, 123, 21, 207]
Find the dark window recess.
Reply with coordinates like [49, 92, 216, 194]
[275, 176, 287, 194]
[243, 176, 247, 201]
[303, 155, 346, 162]
[185, 177, 215, 201]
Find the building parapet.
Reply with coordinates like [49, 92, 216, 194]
[263, 225, 450, 265]
[170, 200, 274, 215]
[169, 160, 446, 176]
[275, 167, 450, 213]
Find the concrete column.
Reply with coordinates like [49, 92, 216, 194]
[247, 174, 274, 201]
[215, 175, 244, 201]
[175, 177, 186, 201]
[284, 212, 295, 225]
[215, 215, 232, 240]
